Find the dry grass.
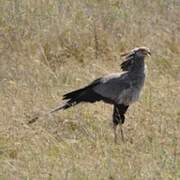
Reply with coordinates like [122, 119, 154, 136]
[0, 0, 179, 179]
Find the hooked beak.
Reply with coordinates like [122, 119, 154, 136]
[147, 51, 151, 56]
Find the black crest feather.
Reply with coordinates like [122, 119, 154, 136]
[120, 53, 135, 71]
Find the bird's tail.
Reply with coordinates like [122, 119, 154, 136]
[28, 102, 68, 124]
[28, 88, 87, 124]
[28, 84, 102, 124]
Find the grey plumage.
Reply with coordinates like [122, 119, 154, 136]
[29, 47, 151, 143]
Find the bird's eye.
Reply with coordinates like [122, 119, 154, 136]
[142, 50, 147, 54]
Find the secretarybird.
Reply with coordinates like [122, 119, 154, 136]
[29, 47, 151, 143]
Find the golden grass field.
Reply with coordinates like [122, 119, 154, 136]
[0, 0, 179, 179]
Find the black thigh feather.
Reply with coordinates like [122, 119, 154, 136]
[113, 104, 129, 125]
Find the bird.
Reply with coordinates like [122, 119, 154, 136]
[28, 47, 151, 143]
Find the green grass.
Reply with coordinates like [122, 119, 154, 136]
[0, 0, 179, 179]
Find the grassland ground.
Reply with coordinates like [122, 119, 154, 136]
[0, 0, 179, 179]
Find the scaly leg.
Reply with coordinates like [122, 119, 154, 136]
[113, 104, 129, 143]
[119, 123, 124, 142]
[113, 124, 118, 144]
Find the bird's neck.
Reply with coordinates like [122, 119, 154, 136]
[130, 56, 145, 74]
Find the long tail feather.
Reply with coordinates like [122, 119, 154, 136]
[28, 83, 101, 124]
[28, 102, 70, 124]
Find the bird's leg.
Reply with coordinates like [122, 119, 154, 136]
[113, 104, 128, 143]
[119, 123, 124, 142]
[118, 111, 125, 142]
[113, 123, 118, 144]
[113, 106, 121, 143]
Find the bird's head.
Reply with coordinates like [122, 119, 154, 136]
[131, 47, 151, 58]
[121, 47, 151, 58]
[120, 47, 151, 71]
